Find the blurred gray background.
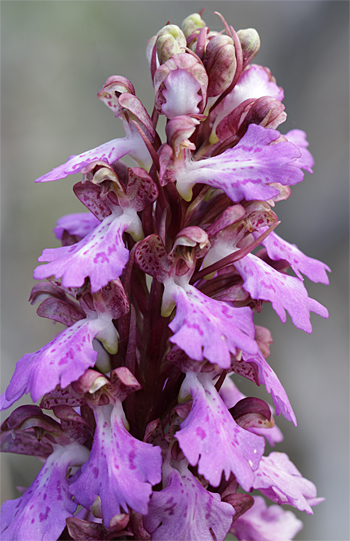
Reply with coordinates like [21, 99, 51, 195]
[1, 2, 349, 540]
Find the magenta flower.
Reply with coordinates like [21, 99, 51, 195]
[1, 10, 328, 541]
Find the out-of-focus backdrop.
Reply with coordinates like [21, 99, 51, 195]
[1, 2, 349, 540]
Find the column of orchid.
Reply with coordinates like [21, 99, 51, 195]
[1, 11, 329, 541]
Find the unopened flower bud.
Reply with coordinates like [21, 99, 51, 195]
[156, 25, 186, 65]
[181, 12, 206, 38]
[237, 28, 261, 68]
[203, 34, 236, 97]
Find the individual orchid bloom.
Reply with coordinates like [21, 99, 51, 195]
[219, 375, 284, 446]
[173, 124, 304, 201]
[143, 458, 235, 541]
[135, 232, 259, 367]
[0, 316, 115, 409]
[154, 52, 208, 119]
[230, 495, 303, 541]
[164, 277, 259, 367]
[252, 452, 324, 514]
[34, 205, 133, 292]
[0, 406, 90, 541]
[0, 281, 128, 409]
[69, 368, 162, 528]
[35, 81, 154, 184]
[175, 371, 265, 490]
[34, 166, 157, 293]
[210, 64, 284, 140]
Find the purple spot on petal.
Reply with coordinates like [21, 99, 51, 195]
[196, 426, 206, 440]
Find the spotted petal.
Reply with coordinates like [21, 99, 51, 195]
[0, 443, 89, 541]
[165, 282, 258, 368]
[34, 209, 138, 293]
[69, 402, 162, 527]
[176, 124, 303, 201]
[0, 316, 116, 408]
[176, 372, 265, 490]
[257, 230, 330, 284]
[144, 461, 234, 541]
[36, 125, 151, 183]
[253, 453, 324, 514]
[234, 253, 329, 332]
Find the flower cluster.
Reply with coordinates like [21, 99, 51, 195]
[1, 11, 330, 541]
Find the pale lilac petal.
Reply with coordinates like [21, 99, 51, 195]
[166, 282, 258, 368]
[235, 253, 329, 332]
[219, 376, 284, 445]
[70, 402, 162, 526]
[34, 210, 132, 293]
[253, 452, 323, 514]
[144, 461, 234, 541]
[231, 495, 303, 541]
[176, 372, 265, 490]
[53, 212, 100, 240]
[1, 317, 112, 408]
[176, 124, 303, 201]
[0, 443, 89, 541]
[36, 125, 151, 183]
[285, 129, 314, 173]
[36, 138, 135, 183]
[242, 349, 296, 425]
[259, 230, 330, 283]
[213, 64, 284, 133]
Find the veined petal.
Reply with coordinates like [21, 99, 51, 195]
[176, 124, 303, 201]
[144, 461, 234, 541]
[53, 212, 100, 241]
[0, 443, 89, 541]
[176, 372, 265, 490]
[253, 453, 324, 514]
[36, 126, 151, 183]
[258, 230, 330, 283]
[166, 281, 258, 368]
[231, 495, 303, 541]
[69, 402, 162, 526]
[36, 138, 136, 183]
[0, 316, 114, 408]
[34, 209, 134, 293]
[235, 253, 329, 332]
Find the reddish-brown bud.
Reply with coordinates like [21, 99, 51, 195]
[204, 34, 236, 97]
